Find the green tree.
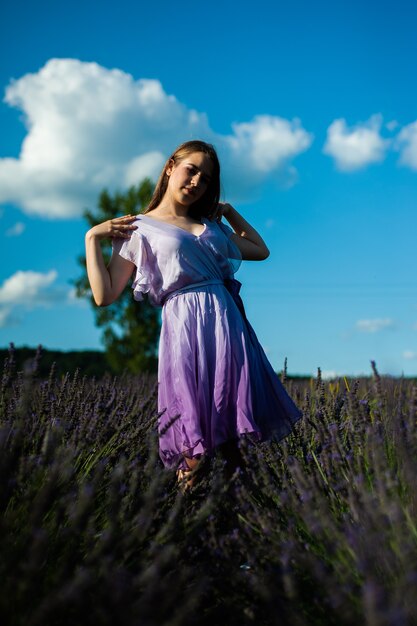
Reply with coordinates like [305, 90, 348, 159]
[75, 179, 161, 374]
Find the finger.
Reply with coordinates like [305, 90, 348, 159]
[110, 220, 137, 231]
[117, 222, 137, 229]
[113, 230, 132, 239]
[112, 214, 135, 223]
[109, 224, 136, 238]
[112, 217, 134, 223]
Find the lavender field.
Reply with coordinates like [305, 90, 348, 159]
[1, 346, 417, 626]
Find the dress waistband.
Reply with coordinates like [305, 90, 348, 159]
[162, 277, 248, 322]
[162, 279, 224, 305]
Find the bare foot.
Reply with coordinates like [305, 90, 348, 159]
[176, 455, 201, 492]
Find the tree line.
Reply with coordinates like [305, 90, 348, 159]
[0, 345, 111, 378]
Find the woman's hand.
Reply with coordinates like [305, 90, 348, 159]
[87, 214, 138, 240]
[210, 202, 233, 222]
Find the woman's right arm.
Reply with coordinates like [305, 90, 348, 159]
[85, 214, 138, 306]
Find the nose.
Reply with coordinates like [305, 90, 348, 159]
[190, 172, 201, 186]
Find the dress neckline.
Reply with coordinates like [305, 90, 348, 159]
[139, 213, 208, 238]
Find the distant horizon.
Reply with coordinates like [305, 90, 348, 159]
[2, 343, 415, 380]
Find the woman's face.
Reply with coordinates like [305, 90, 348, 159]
[166, 152, 214, 207]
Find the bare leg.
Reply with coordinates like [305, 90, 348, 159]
[176, 455, 201, 492]
[184, 456, 200, 471]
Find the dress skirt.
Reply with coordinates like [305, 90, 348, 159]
[157, 280, 302, 470]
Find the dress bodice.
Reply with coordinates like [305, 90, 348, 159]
[112, 214, 242, 307]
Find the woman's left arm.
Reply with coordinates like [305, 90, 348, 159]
[213, 203, 270, 261]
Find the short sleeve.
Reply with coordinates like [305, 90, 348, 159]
[112, 231, 151, 301]
[217, 220, 242, 275]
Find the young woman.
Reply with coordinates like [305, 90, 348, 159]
[85, 140, 302, 489]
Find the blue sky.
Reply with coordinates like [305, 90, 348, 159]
[1, 0, 416, 376]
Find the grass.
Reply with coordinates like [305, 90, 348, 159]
[1, 345, 417, 626]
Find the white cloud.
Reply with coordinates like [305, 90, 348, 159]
[0, 269, 73, 327]
[403, 350, 417, 360]
[0, 59, 313, 219]
[0, 308, 14, 327]
[5, 222, 25, 236]
[0, 269, 58, 306]
[226, 115, 312, 173]
[123, 151, 166, 188]
[396, 120, 417, 170]
[323, 115, 388, 171]
[356, 318, 395, 333]
[220, 115, 312, 198]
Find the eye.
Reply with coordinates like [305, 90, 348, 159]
[185, 164, 211, 185]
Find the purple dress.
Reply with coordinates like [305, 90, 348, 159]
[113, 213, 302, 470]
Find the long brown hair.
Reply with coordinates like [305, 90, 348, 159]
[144, 140, 221, 219]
